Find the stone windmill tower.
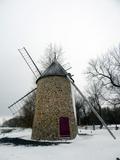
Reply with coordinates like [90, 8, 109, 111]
[31, 60, 78, 140]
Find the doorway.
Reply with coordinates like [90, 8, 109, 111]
[59, 117, 70, 137]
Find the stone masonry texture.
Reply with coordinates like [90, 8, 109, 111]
[32, 76, 77, 140]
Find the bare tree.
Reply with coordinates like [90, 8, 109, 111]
[87, 82, 104, 116]
[18, 92, 36, 127]
[75, 96, 90, 125]
[87, 44, 120, 107]
[40, 44, 65, 70]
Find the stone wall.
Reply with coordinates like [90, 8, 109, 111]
[32, 76, 77, 140]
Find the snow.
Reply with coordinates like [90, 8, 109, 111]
[0, 125, 120, 160]
[0, 127, 31, 139]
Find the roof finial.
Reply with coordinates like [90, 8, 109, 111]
[54, 52, 57, 62]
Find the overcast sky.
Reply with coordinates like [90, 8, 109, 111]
[0, 0, 120, 116]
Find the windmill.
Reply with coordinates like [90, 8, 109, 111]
[8, 47, 116, 140]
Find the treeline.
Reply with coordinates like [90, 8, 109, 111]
[3, 100, 120, 128]
[76, 106, 120, 126]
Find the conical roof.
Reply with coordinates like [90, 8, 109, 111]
[36, 61, 68, 82]
[42, 61, 67, 76]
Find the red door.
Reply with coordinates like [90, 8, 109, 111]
[59, 117, 70, 137]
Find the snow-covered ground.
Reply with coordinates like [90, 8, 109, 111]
[0, 125, 120, 160]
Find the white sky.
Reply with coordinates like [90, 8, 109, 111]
[0, 0, 120, 116]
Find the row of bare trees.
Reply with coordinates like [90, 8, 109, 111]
[75, 44, 120, 126]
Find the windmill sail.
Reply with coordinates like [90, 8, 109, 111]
[18, 47, 42, 79]
[8, 88, 37, 115]
[8, 47, 42, 115]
